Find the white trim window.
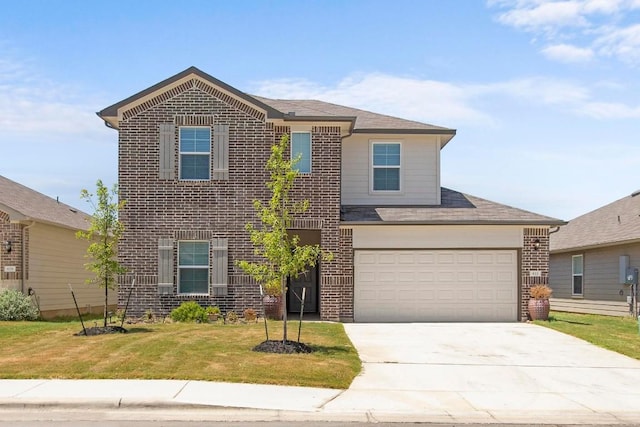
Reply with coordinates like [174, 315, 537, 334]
[178, 241, 210, 295]
[572, 254, 583, 296]
[371, 142, 401, 191]
[291, 132, 312, 174]
[179, 127, 211, 180]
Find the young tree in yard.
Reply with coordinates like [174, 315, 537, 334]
[76, 180, 127, 328]
[237, 135, 332, 345]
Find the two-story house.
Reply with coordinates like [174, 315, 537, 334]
[98, 67, 563, 322]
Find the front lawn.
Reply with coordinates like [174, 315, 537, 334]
[0, 320, 361, 389]
[534, 311, 640, 360]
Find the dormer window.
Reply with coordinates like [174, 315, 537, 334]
[371, 142, 401, 192]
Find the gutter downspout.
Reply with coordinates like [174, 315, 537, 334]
[21, 221, 35, 293]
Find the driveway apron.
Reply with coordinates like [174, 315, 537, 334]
[323, 323, 640, 424]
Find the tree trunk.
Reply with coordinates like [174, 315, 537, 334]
[104, 279, 108, 328]
[282, 277, 288, 343]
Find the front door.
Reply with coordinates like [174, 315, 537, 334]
[288, 264, 318, 313]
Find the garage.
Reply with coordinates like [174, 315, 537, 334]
[354, 249, 518, 322]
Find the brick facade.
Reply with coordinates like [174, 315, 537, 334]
[521, 227, 550, 320]
[116, 80, 345, 319]
[0, 211, 26, 285]
[108, 70, 556, 323]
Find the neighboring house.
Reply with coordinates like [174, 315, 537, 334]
[97, 66, 563, 322]
[0, 175, 116, 318]
[550, 191, 640, 316]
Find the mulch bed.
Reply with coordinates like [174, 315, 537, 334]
[253, 340, 313, 354]
[74, 326, 128, 336]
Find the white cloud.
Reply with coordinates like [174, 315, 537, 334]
[253, 73, 494, 127]
[579, 101, 640, 118]
[595, 23, 640, 64]
[0, 58, 107, 139]
[541, 43, 594, 62]
[254, 73, 640, 123]
[489, 0, 640, 65]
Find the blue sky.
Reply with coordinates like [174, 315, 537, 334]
[1, 0, 639, 221]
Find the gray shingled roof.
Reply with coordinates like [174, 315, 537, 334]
[550, 191, 640, 253]
[252, 96, 456, 136]
[341, 188, 564, 225]
[0, 175, 90, 231]
[98, 67, 456, 141]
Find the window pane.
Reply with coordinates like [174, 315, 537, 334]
[179, 268, 209, 294]
[180, 154, 210, 180]
[373, 168, 400, 191]
[573, 276, 583, 294]
[179, 242, 209, 266]
[373, 144, 400, 166]
[292, 133, 311, 173]
[572, 255, 583, 274]
[180, 127, 210, 153]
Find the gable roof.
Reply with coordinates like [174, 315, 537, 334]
[341, 187, 564, 225]
[0, 175, 90, 231]
[98, 67, 456, 144]
[550, 191, 640, 253]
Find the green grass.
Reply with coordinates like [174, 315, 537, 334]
[534, 311, 640, 359]
[0, 319, 361, 389]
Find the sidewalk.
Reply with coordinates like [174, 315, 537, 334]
[2, 378, 640, 424]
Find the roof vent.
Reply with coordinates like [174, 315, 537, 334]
[632, 189, 640, 197]
[287, 111, 296, 116]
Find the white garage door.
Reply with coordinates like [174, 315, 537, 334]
[354, 250, 518, 322]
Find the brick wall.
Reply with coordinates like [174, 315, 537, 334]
[0, 211, 25, 284]
[521, 227, 550, 320]
[116, 80, 344, 319]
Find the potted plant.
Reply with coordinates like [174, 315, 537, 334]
[528, 284, 552, 321]
[262, 280, 284, 320]
[206, 306, 221, 322]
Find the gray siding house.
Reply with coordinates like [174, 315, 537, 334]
[550, 191, 640, 316]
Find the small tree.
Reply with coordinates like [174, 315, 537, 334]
[237, 135, 332, 343]
[76, 180, 127, 328]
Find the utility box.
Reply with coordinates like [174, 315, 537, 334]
[626, 267, 639, 286]
[621, 256, 630, 284]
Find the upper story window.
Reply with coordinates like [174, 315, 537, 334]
[178, 241, 210, 295]
[371, 142, 401, 192]
[572, 254, 583, 296]
[291, 132, 312, 174]
[179, 127, 211, 180]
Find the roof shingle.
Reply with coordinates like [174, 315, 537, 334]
[0, 175, 90, 230]
[342, 188, 564, 225]
[550, 191, 640, 252]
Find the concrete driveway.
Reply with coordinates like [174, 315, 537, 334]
[323, 323, 640, 424]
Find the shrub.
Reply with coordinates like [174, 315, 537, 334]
[225, 310, 239, 324]
[243, 308, 257, 322]
[530, 284, 552, 299]
[0, 289, 39, 321]
[170, 301, 208, 323]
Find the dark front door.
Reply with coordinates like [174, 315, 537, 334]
[288, 264, 318, 313]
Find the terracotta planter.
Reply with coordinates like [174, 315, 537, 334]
[528, 298, 550, 321]
[263, 295, 283, 320]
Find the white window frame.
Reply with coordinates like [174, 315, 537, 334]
[572, 254, 584, 296]
[179, 126, 211, 181]
[370, 141, 402, 193]
[177, 240, 210, 295]
[291, 131, 312, 174]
